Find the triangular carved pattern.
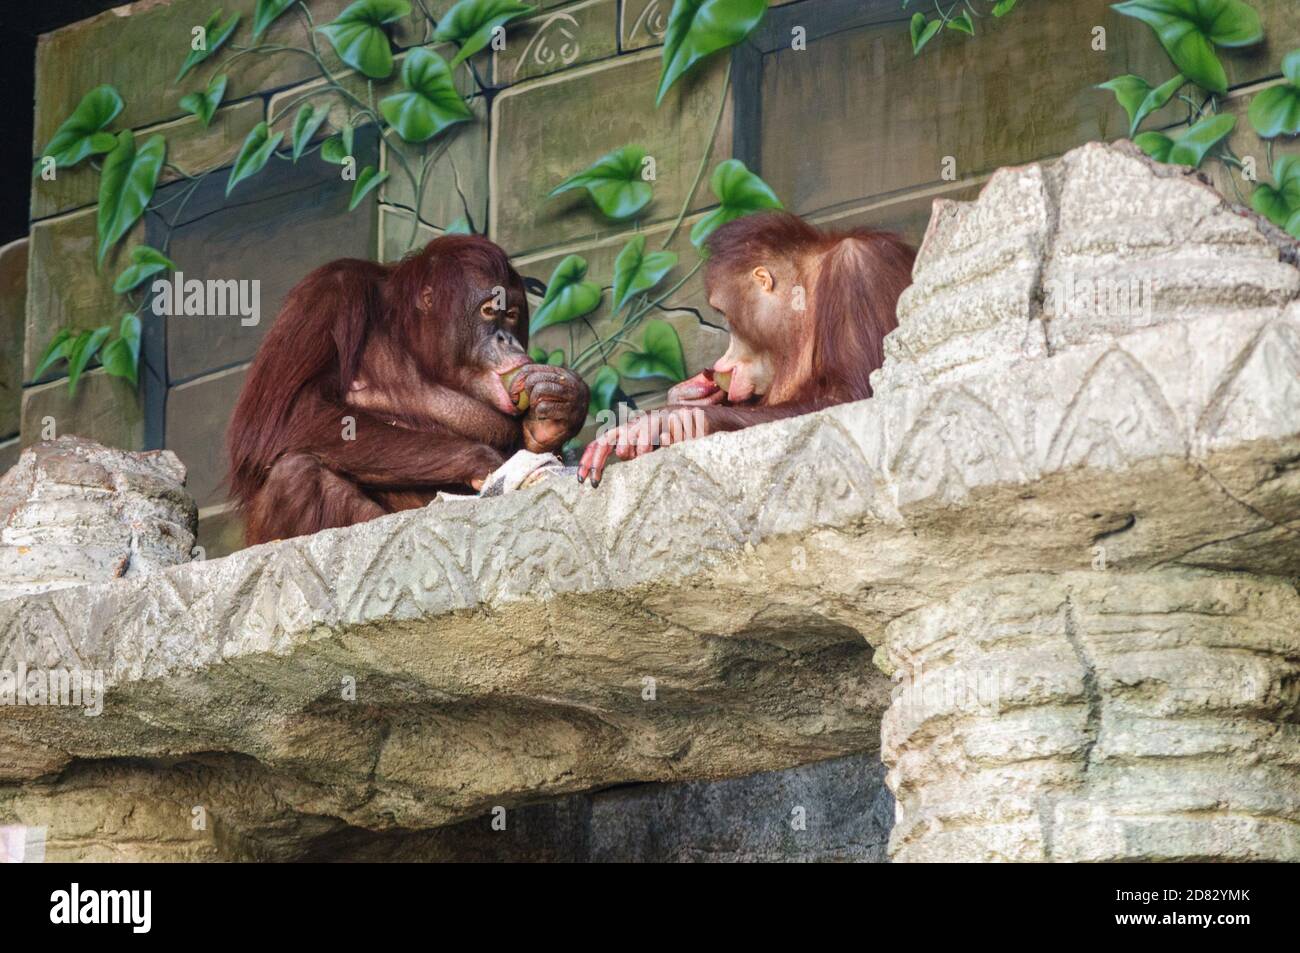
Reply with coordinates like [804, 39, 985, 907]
[1196, 321, 1300, 449]
[892, 389, 1026, 504]
[473, 484, 606, 601]
[757, 419, 881, 537]
[344, 518, 476, 624]
[609, 455, 745, 579]
[1046, 348, 1183, 472]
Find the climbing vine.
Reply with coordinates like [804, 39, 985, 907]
[1096, 0, 1300, 239]
[905, 0, 1021, 56]
[32, 0, 783, 423]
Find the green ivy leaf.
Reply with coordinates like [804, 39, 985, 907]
[100, 314, 143, 388]
[253, 0, 297, 39]
[1167, 111, 1236, 166]
[32, 330, 73, 380]
[317, 0, 412, 79]
[65, 326, 112, 398]
[528, 345, 548, 362]
[614, 319, 687, 382]
[992, 0, 1018, 15]
[947, 11, 975, 35]
[1250, 155, 1300, 228]
[1248, 51, 1300, 138]
[589, 366, 622, 415]
[378, 47, 473, 143]
[97, 132, 166, 266]
[320, 124, 356, 164]
[1098, 73, 1185, 137]
[37, 86, 122, 169]
[689, 158, 783, 248]
[179, 74, 227, 129]
[530, 255, 602, 334]
[910, 13, 941, 55]
[113, 245, 177, 294]
[446, 216, 473, 234]
[611, 235, 677, 313]
[349, 166, 390, 210]
[549, 146, 653, 221]
[1111, 0, 1262, 94]
[177, 9, 241, 82]
[292, 103, 330, 161]
[1134, 130, 1175, 162]
[1286, 207, 1300, 240]
[434, 0, 536, 69]
[227, 121, 284, 196]
[545, 349, 566, 366]
[657, 0, 768, 106]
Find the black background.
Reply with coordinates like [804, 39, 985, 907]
[0, 862, 1288, 939]
[0, 1, 129, 246]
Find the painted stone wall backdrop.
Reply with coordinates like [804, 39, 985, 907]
[18, 0, 1300, 556]
[0, 239, 26, 473]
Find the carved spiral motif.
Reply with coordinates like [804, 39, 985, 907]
[629, 0, 668, 41]
[515, 13, 582, 79]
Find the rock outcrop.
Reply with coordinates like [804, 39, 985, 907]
[0, 143, 1297, 861]
[0, 437, 196, 601]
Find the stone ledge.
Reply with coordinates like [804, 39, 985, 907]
[2, 142, 1298, 858]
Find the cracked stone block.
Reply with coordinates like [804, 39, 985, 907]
[489, 48, 732, 255]
[32, 0, 424, 155]
[754, 2, 1300, 220]
[810, 178, 987, 249]
[195, 503, 245, 561]
[0, 239, 26, 441]
[149, 127, 380, 382]
[379, 206, 442, 262]
[24, 207, 139, 384]
[32, 101, 264, 221]
[381, 97, 489, 242]
[20, 371, 144, 454]
[0, 436, 196, 602]
[493, 0, 618, 86]
[1, 143, 1297, 861]
[164, 364, 247, 509]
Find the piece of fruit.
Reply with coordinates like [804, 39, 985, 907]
[501, 368, 529, 412]
[713, 369, 732, 393]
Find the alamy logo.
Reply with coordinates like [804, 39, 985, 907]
[151, 272, 261, 326]
[49, 883, 151, 934]
[0, 663, 102, 716]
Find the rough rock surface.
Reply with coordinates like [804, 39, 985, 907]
[0, 437, 196, 601]
[0, 143, 1297, 861]
[875, 142, 1300, 862]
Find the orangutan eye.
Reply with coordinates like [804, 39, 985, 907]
[479, 300, 496, 320]
[505, 307, 519, 322]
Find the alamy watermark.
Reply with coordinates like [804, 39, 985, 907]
[0, 663, 103, 716]
[151, 272, 260, 327]
[1042, 272, 1157, 322]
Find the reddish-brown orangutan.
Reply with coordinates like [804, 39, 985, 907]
[228, 235, 588, 544]
[577, 211, 916, 484]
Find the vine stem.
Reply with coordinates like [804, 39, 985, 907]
[659, 59, 732, 250]
[267, 85, 342, 126]
[572, 260, 703, 375]
[406, 138, 452, 250]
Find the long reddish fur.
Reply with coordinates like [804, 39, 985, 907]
[703, 210, 915, 416]
[226, 236, 525, 545]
